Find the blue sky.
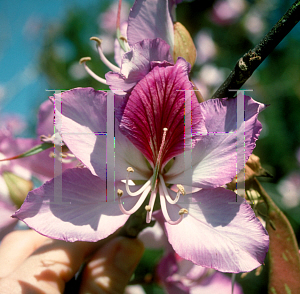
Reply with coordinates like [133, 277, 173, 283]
[0, 0, 100, 135]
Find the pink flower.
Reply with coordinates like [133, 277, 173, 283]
[81, 0, 178, 94]
[0, 100, 77, 239]
[14, 58, 268, 273]
[157, 250, 244, 294]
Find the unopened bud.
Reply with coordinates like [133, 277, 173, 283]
[2, 172, 33, 208]
[173, 22, 197, 67]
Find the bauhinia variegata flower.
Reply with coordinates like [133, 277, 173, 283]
[14, 56, 269, 272]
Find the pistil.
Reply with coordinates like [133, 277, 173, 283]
[151, 128, 168, 191]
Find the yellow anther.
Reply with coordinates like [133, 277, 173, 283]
[117, 189, 123, 197]
[178, 208, 188, 215]
[90, 36, 102, 46]
[79, 57, 91, 64]
[145, 205, 151, 211]
[177, 184, 186, 196]
[163, 127, 168, 132]
[119, 36, 128, 42]
[127, 167, 134, 173]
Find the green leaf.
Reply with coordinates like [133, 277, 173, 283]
[0, 142, 53, 162]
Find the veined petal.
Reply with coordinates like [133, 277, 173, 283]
[163, 188, 269, 272]
[13, 168, 138, 242]
[106, 38, 173, 93]
[120, 58, 204, 167]
[127, 0, 174, 50]
[166, 96, 266, 188]
[54, 87, 150, 181]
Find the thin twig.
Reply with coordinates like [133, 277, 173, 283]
[211, 0, 300, 99]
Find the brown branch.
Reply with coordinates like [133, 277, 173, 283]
[211, 0, 300, 99]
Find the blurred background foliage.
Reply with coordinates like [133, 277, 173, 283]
[2, 0, 300, 293]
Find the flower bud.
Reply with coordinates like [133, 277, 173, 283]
[227, 154, 272, 191]
[173, 22, 197, 67]
[2, 171, 33, 208]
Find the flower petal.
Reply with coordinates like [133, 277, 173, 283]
[36, 99, 54, 137]
[163, 188, 269, 272]
[191, 272, 244, 294]
[166, 96, 266, 188]
[106, 38, 173, 93]
[120, 58, 204, 167]
[54, 88, 150, 181]
[0, 201, 18, 240]
[13, 168, 138, 242]
[127, 0, 174, 50]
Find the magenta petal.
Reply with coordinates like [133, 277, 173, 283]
[166, 96, 265, 188]
[164, 188, 269, 272]
[127, 0, 174, 49]
[120, 58, 204, 166]
[106, 38, 173, 93]
[13, 168, 136, 242]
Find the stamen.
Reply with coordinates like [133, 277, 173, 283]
[117, 189, 123, 197]
[118, 186, 151, 215]
[125, 167, 152, 196]
[79, 57, 107, 84]
[159, 182, 188, 225]
[179, 208, 188, 215]
[151, 128, 168, 191]
[127, 167, 134, 172]
[90, 37, 120, 73]
[145, 205, 151, 211]
[159, 175, 183, 204]
[119, 36, 127, 42]
[146, 189, 157, 223]
[177, 184, 186, 196]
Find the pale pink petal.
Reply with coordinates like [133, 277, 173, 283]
[164, 188, 269, 272]
[36, 99, 54, 137]
[166, 96, 266, 188]
[54, 87, 149, 182]
[13, 168, 138, 242]
[138, 219, 169, 249]
[191, 272, 243, 294]
[120, 58, 204, 167]
[106, 38, 173, 93]
[157, 252, 190, 294]
[127, 0, 174, 49]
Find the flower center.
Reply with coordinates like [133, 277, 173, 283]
[117, 128, 188, 225]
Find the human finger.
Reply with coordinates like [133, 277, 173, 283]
[0, 231, 117, 293]
[79, 236, 144, 294]
[0, 230, 49, 278]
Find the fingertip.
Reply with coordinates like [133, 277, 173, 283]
[80, 237, 144, 294]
